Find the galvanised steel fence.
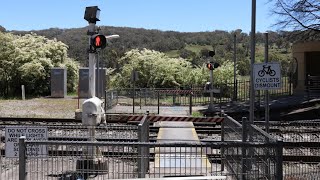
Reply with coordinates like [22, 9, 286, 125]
[222, 115, 283, 180]
[105, 77, 292, 108]
[18, 140, 281, 180]
[3, 119, 320, 179]
[0, 123, 138, 180]
[104, 90, 119, 111]
[271, 120, 320, 179]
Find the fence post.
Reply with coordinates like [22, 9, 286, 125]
[234, 79, 238, 101]
[219, 86, 222, 111]
[276, 140, 283, 180]
[19, 136, 27, 180]
[157, 91, 160, 114]
[140, 89, 142, 109]
[104, 90, 107, 112]
[138, 119, 144, 178]
[138, 115, 149, 178]
[289, 72, 293, 96]
[21, 85, 25, 100]
[256, 90, 261, 121]
[221, 110, 225, 171]
[144, 89, 147, 106]
[241, 117, 248, 180]
[189, 93, 193, 115]
[307, 74, 310, 101]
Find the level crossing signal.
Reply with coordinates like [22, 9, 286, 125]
[91, 34, 107, 50]
[209, 50, 215, 57]
[206, 62, 220, 70]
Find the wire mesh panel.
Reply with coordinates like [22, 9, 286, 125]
[222, 115, 283, 180]
[18, 141, 280, 180]
[105, 90, 119, 110]
[0, 123, 138, 180]
[244, 125, 282, 180]
[222, 115, 244, 179]
[223, 115, 243, 141]
[1, 118, 285, 179]
[271, 121, 320, 179]
[0, 151, 20, 180]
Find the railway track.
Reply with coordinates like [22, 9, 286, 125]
[1, 116, 320, 164]
[0, 117, 77, 123]
[1, 116, 319, 125]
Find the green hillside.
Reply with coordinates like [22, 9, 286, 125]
[7, 26, 293, 76]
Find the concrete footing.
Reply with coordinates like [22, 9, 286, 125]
[75, 109, 82, 120]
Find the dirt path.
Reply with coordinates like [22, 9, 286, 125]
[0, 98, 83, 118]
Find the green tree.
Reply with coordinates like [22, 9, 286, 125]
[0, 32, 79, 97]
[110, 49, 238, 89]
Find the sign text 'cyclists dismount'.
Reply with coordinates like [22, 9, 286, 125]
[253, 62, 281, 90]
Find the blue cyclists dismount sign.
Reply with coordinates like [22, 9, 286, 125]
[253, 62, 281, 90]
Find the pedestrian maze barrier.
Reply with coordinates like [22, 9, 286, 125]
[0, 115, 284, 179]
[154, 121, 211, 173]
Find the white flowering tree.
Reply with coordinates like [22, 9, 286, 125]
[110, 49, 237, 89]
[0, 32, 79, 97]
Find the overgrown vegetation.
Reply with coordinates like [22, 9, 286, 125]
[110, 49, 237, 89]
[0, 25, 299, 97]
[0, 32, 79, 97]
[10, 27, 294, 76]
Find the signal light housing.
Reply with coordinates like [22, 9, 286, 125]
[84, 6, 101, 24]
[207, 63, 214, 70]
[91, 34, 107, 50]
[209, 50, 215, 57]
[206, 62, 220, 70]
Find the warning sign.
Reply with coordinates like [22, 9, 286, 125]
[5, 126, 48, 158]
[253, 62, 281, 90]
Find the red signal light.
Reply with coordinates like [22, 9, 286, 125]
[95, 36, 101, 47]
[207, 63, 214, 70]
[91, 34, 106, 50]
[206, 62, 220, 70]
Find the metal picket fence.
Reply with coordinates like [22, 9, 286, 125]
[105, 77, 292, 109]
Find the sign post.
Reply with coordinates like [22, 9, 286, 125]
[131, 70, 139, 114]
[254, 62, 281, 133]
[264, 33, 270, 133]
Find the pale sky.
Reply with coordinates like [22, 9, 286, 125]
[1, 0, 277, 32]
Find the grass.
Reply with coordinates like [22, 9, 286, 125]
[192, 111, 203, 117]
[67, 91, 78, 96]
[0, 98, 83, 118]
[166, 50, 180, 58]
[165, 44, 213, 58]
[185, 44, 213, 54]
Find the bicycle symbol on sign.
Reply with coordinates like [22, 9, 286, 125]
[258, 65, 276, 77]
